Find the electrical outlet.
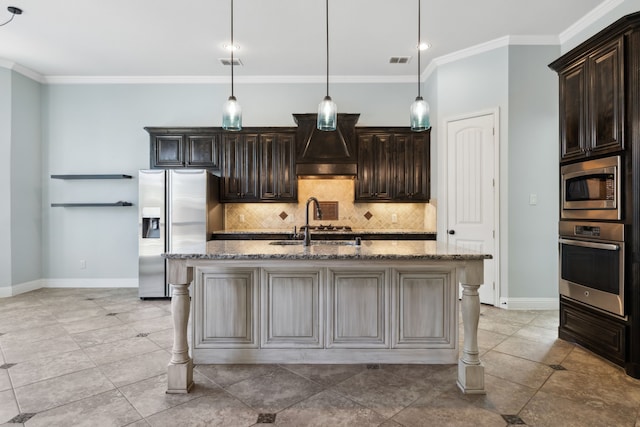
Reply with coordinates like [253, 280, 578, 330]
[80, 259, 86, 270]
[529, 194, 538, 205]
[239, 214, 245, 222]
[391, 213, 398, 223]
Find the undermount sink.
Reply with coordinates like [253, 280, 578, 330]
[269, 240, 358, 246]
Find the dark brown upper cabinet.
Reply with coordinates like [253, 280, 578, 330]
[221, 133, 259, 202]
[355, 129, 430, 202]
[356, 133, 393, 201]
[150, 133, 185, 168]
[259, 133, 297, 201]
[146, 127, 221, 172]
[394, 132, 430, 201]
[186, 134, 221, 169]
[552, 36, 624, 162]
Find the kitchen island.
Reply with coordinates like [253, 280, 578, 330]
[164, 239, 490, 395]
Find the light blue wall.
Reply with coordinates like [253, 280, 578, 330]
[423, 69, 438, 195]
[429, 44, 560, 301]
[42, 82, 416, 279]
[10, 71, 42, 285]
[429, 46, 511, 297]
[507, 45, 560, 298]
[0, 68, 11, 288]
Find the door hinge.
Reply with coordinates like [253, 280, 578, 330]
[493, 281, 495, 290]
[492, 230, 495, 238]
[492, 127, 495, 136]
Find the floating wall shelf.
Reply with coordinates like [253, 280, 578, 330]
[51, 202, 134, 207]
[50, 174, 134, 207]
[51, 174, 133, 179]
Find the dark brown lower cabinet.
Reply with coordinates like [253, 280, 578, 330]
[559, 297, 626, 367]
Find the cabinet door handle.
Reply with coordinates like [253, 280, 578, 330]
[448, 230, 456, 235]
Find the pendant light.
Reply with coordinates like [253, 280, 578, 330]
[410, 0, 431, 131]
[317, 0, 337, 131]
[222, 0, 242, 131]
[0, 6, 22, 27]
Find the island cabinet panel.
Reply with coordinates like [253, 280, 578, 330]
[327, 269, 388, 348]
[193, 267, 259, 348]
[392, 270, 455, 348]
[261, 268, 323, 348]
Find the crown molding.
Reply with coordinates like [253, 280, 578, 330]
[421, 34, 559, 81]
[44, 74, 417, 85]
[0, 59, 45, 83]
[559, 0, 624, 45]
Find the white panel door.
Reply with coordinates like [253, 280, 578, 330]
[446, 113, 497, 305]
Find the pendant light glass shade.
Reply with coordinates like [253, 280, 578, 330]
[222, 0, 242, 131]
[317, 0, 336, 132]
[222, 95, 242, 131]
[410, 0, 430, 132]
[410, 96, 430, 131]
[317, 95, 337, 131]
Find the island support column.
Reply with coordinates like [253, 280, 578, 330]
[166, 259, 194, 394]
[457, 260, 486, 394]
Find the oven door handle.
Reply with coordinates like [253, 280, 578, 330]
[559, 238, 620, 251]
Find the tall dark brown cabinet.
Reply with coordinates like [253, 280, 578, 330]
[549, 12, 640, 378]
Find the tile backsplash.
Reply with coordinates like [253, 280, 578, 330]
[224, 179, 436, 231]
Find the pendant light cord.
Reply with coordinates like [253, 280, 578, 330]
[0, 14, 15, 26]
[230, 0, 235, 98]
[325, 0, 330, 97]
[417, 0, 421, 98]
[0, 7, 22, 27]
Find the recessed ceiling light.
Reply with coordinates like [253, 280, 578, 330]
[224, 44, 240, 51]
[418, 42, 431, 51]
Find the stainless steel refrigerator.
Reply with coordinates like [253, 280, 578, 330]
[138, 169, 223, 298]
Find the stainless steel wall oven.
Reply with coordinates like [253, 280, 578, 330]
[559, 221, 625, 317]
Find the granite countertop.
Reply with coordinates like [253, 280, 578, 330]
[210, 229, 437, 241]
[213, 228, 436, 235]
[164, 239, 491, 261]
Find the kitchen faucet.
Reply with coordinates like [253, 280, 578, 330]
[304, 197, 322, 246]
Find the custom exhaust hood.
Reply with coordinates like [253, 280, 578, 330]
[293, 113, 360, 178]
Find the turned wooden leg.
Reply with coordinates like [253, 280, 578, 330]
[167, 260, 194, 394]
[457, 261, 486, 394]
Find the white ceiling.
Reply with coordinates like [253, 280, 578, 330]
[0, 0, 608, 81]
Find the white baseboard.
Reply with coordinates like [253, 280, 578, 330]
[499, 297, 559, 311]
[0, 279, 46, 298]
[45, 279, 138, 289]
[0, 278, 139, 298]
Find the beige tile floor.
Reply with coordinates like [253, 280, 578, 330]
[1, 287, 640, 426]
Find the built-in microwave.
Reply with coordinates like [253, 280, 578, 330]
[561, 155, 621, 220]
